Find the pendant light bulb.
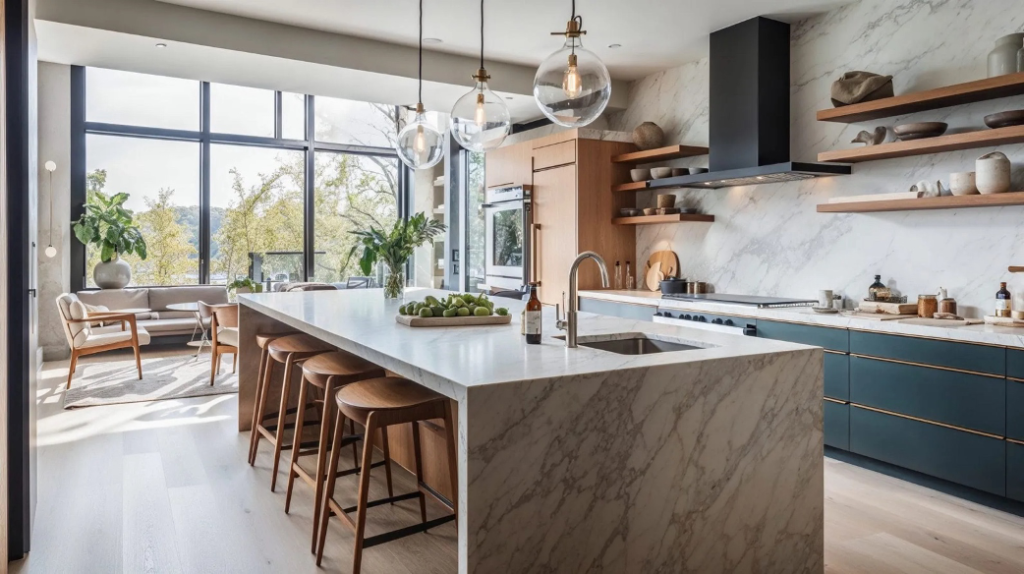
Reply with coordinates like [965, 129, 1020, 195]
[449, 0, 511, 152]
[45, 245, 57, 258]
[533, 6, 611, 127]
[395, 0, 444, 169]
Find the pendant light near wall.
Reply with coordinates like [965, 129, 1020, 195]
[396, 0, 444, 169]
[533, 0, 611, 127]
[449, 0, 511, 152]
[44, 161, 57, 258]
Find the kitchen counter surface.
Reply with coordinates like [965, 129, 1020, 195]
[581, 290, 1024, 348]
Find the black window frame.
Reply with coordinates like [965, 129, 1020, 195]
[70, 65, 410, 291]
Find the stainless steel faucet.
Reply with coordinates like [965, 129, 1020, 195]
[557, 251, 610, 348]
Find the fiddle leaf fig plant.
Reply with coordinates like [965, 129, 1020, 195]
[349, 212, 446, 298]
[72, 191, 148, 262]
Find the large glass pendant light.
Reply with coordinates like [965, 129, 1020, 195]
[396, 0, 444, 169]
[449, 0, 511, 152]
[533, 0, 611, 127]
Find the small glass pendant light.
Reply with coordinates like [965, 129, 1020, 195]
[44, 161, 58, 258]
[533, 0, 611, 127]
[449, 0, 511, 153]
[396, 0, 444, 169]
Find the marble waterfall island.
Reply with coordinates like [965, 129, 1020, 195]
[237, 289, 823, 573]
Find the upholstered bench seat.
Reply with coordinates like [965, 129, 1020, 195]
[81, 324, 152, 348]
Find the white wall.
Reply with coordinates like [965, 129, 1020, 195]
[606, 0, 1024, 317]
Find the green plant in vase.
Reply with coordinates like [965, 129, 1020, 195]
[350, 212, 446, 299]
[71, 191, 147, 289]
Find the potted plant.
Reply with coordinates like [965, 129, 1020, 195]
[71, 191, 147, 289]
[227, 277, 263, 301]
[350, 213, 446, 299]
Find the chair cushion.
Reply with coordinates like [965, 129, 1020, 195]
[137, 318, 200, 333]
[78, 289, 152, 319]
[148, 286, 228, 311]
[67, 298, 91, 348]
[149, 311, 196, 321]
[217, 327, 239, 347]
[82, 325, 151, 348]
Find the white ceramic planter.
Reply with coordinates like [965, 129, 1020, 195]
[949, 171, 978, 196]
[94, 255, 132, 289]
[976, 151, 1011, 194]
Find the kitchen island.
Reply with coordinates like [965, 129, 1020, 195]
[238, 289, 823, 574]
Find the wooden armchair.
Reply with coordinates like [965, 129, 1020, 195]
[204, 301, 239, 385]
[55, 293, 151, 390]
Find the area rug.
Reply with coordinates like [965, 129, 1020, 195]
[63, 354, 238, 409]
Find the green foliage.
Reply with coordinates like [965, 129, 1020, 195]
[226, 277, 256, 290]
[349, 212, 446, 276]
[72, 189, 148, 263]
[127, 188, 196, 285]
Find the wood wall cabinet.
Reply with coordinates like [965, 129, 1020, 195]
[532, 164, 577, 306]
[484, 142, 532, 189]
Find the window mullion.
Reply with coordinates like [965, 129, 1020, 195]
[200, 81, 212, 284]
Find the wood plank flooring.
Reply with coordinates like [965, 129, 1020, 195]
[11, 349, 1024, 574]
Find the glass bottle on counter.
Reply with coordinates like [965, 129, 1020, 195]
[626, 261, 634, 290]
[525, 282, 542, 344]
[996, 282, 1012, 317]
[868, 275, 886, 301]
[614, 261, 622, 291]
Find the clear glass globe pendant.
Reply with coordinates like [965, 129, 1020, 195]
[450, 69, 511, 153]
[397, 103, 444, 169]
[534, 18, 611, 127]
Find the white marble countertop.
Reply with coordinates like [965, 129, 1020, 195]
[238, 288, 811, 398]
[580, 290, 1024, 349]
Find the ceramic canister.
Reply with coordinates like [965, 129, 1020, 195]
[976, 151, 1011, 194]
[989, 33, 1024, 77]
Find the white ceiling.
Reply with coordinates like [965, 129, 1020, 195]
[157, 0, 852, 80]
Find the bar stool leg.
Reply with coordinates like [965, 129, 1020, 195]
[349, 419, 359, 467]
[351, 413, 378, 574]
[284, 372, 312, 514]
[316, 410, 348, 566]
[310, 378, 336, 554]
[411, 421, 427, 523]
[271, 353, 297, 492]
[380, 427, 395, 500]
[249, 354, 276, 466]
[247, 345, 267, 463]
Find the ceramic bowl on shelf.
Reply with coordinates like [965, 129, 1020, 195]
[671, 168, 689, 177]
[619, 207, 641, 217]
[893, 122, 948, 140]
[689, 167, 709, 174]
[656, 194, 676, 208]
[984, 110, 1024, 129]
[642, 207, 658, 216]
[651, 167, 673, 179]
[656, 207, 681, 215]
[630, 168, 651, 182]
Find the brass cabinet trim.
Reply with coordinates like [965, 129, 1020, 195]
[849, 353, 1005, 380]
[850, 403, 1004, 440]
[1007, 376, 1024, 384]
[1008, 438, 1024, 446]
[824, 397, 849, 405]
[848, 327, 1007, 349]
[823, 349, 847, 356]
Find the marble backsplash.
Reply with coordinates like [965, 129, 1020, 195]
[604, 0, 1024, 317]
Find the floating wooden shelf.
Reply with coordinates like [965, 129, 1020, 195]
[611, 144, 709, 164]
[817, 192, 1024, 213]
[817, 72, 1024, 123]
[613, 181, 649, 192]
[612, 213, 715, 225]
[818, 125, 1024, 163]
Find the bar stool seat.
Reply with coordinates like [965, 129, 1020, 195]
[283, 351, 389, 552]
[316, 377, 458, 573]
[251, 333, 334, 491]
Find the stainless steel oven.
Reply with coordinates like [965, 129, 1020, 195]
[482, 184, 532, 290]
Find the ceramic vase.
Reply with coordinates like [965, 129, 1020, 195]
[632, 122, 664, 150]
[989, 33, 1024, 77]
[93, 255, 131, 289]
[949, 171, 978, 196]
[976, 151, 1011, 194]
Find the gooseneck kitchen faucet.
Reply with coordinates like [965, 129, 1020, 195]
[557, 251, 610, 348]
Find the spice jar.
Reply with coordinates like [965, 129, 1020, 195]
[917, 294, 938, 318]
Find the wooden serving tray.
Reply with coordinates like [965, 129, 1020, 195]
[396, 314, 512, 327]
[858, 300, 918, 315]
[983, 315, 1024, 327]
[846, 312, 917, 321]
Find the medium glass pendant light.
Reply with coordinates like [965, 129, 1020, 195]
[533, 0, 611, 127]
[449, 0, 511, 152]
[396, 0, 444, 169]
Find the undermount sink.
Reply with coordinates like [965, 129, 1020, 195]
[558, 335, 702, 355]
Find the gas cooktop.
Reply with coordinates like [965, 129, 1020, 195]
[661, 293, 817, 309]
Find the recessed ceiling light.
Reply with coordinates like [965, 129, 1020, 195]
[608, 43, 622, 49]
[155, 42, 167, 48]
[423, 37, 443, 45]
[506, 96, 514, 100]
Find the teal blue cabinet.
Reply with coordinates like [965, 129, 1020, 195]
[1008, 379, 1024, 441]
[1007, 349, 1024, 379]
[849, 356, 1005, 436]
[578, 298, 655, 322]
[824, 401, 849, 450]
[757, 320, 848, 352]
[850, 331, 1004, 376]
[824, 352, 849, 401]
[1009, 442, 1024, 503]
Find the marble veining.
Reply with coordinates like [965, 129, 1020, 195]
[602, 0, 1024, 317]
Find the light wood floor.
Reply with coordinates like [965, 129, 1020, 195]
[11, 349, 1024, 574]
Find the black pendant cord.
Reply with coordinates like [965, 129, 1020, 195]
[479, 0, 484, 71]
[418, 0, 423, 105]
[569, 0, 582, 57]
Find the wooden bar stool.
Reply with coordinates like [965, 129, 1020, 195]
[283, 351, 389, 552]
[247, 331, 298, 464]
[316, 378, 458, 573]
[250, 333, 333, 491]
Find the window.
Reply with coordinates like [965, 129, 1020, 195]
[211, 83, 275, 137]
[465, 151, 486, 292]
[315, 96, 397, 148]
[86, 68, 199, 130]
[85, 135, 200, 287]
[281, 92, 306, 140]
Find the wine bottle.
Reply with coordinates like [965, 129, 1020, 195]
[868, 274, 885, 301]
[525, 282, 542, 344]
[996, 281, 1012, 317]
[614, 261, 622, 291]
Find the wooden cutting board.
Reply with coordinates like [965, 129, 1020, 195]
[645, 264, 663, 292]
[858, 300, 918, 315]
[647, 250, 679, 279]
[846, 312, 918, 321]
[984, 315, 1024, 327]
[396, 314, 512, 327]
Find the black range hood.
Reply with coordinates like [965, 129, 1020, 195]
[649, 17, 850, 191]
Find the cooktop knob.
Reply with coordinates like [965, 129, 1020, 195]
[683, 314, 692, 320]
[724, 319, 734, 326]
[698, 316, 707, 322]
[712, 318, 724, 324]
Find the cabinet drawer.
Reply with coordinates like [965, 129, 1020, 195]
[579, 298, 655, 322]
[1009, 441, 1024, 503]
[533, 140, 576, 170]
[850, 406, 1005, 496]
[1008, 349, 1024, 380]
[824, 401, 849, 450]
[756, 320, 848, 352]
[850, 331, 1004, 376]
[824, 352, 849, 401]
[850, 356, 1005, 436]
[1008, 379, 1024, 441]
